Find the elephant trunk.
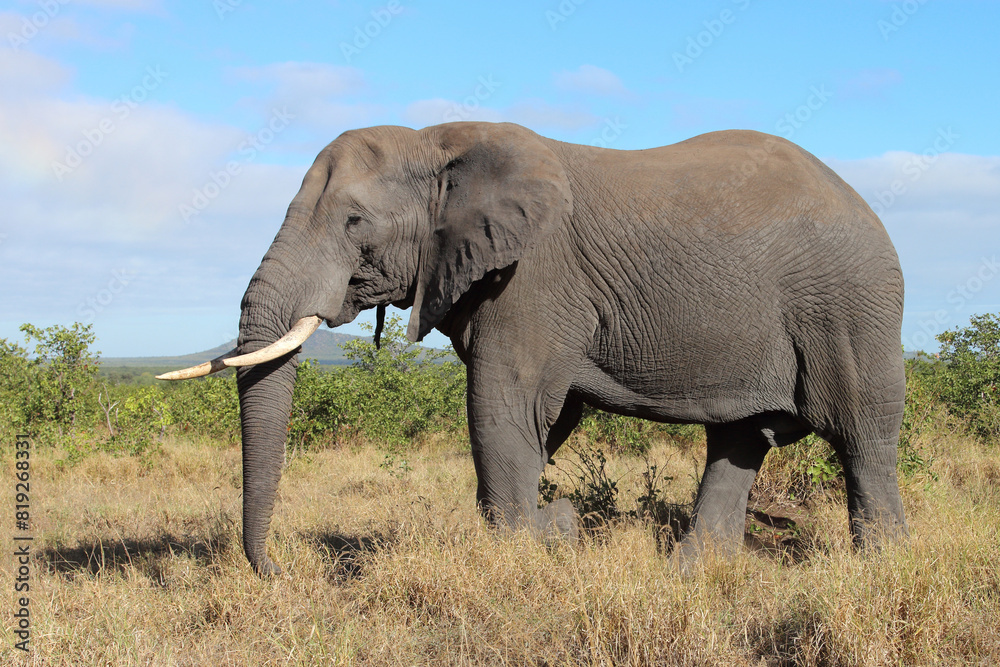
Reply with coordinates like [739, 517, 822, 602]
[237, 354, 296, 575]
[236, 278, 300, 576]
[235, 236, 352, 575]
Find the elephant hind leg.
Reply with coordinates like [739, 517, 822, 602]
[827, 428, 907, 549]
[823, 389, 908, 548]
[677, 420, 772, 567]
[795, 331, 907, 548]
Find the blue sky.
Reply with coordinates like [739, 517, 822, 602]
[1, 0, 997, 357]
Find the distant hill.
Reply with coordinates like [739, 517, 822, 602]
[102, 329, 370, 368]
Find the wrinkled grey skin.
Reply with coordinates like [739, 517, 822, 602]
[237, 122, 906, 575]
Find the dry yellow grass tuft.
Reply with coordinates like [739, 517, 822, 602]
[3, 429, 999, 665]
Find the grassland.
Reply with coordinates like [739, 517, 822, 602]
[2, 419, 999, 666]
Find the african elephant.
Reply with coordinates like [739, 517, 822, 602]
[161, 121, 907, 575]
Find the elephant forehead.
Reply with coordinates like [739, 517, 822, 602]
[323, 173, 412, 212]
[325, 151, 419, 199]
[328, 126, 415, 172]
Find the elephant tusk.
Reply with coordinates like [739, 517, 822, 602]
[221, 315, 322, 368]
[156, 349, 239, 381]
[155, 315, 322, 381]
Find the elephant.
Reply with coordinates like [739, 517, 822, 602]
[160, 121, 907, 575]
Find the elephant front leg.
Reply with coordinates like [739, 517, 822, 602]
[677, 422, 771, 567]
[467, 383, 580, 540]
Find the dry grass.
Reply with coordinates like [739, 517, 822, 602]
[3, 427, 999, 666]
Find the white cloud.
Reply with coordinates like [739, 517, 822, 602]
[0, 53, 404, 356]
[827, 151, 1000, 216]
[554, 65, 630, 97]
[0, 49, 314, 355]
[234, 61, 366, 99]
[825, 151, 1000, 348]
[2, 10, 135, 51]
[232, 61, 378, 135]
[0, 56, 243, 235]
[0, 46, 70, 97]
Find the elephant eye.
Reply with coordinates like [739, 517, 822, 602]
[345, 214, 374, 245]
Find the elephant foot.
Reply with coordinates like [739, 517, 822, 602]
[536, 498, 579, 542]
[673, 524, 745, 576]
[251, 558, 283, 577]
[851, 511, 909, 552]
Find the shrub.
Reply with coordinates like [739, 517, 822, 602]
[899, 355, 939, 479]
[1, 323, 101, 446]
[754, 433, 843, 505]
[936, 313, 1000, 441]
[634, 461, 691, 549]
[103, 385, 173, 458]
[0, 337, 33, 440]
[563, 445, 621, 527]
[289, 315, 467, 451]
[539, 443, 621, 530]
[540, 444, 691, 541]
[2, 318, 470, 458]
[164, 372, 240, 443]
[578, 407, 704, 456]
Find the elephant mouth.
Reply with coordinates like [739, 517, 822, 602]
[327, 300, 362, 329]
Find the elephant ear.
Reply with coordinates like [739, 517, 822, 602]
[407, 125, 573, 341]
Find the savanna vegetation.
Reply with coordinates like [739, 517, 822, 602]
[2, 314, 999, 665]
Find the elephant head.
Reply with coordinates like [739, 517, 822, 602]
[159, 122, 573, 575]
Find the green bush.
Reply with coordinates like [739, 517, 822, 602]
[0, 337, 33, 440]
[898, 356, 939, 478]
[754, 433, 843, 504]
[1, 323, 101, 446]
[539, 443, 621, 530]
[539, 444, 691, 541]
[578, 407, 703, 456]
[16, 311, 992, 481]
[936, 313, 1000, 441]
[1, 319, 465, 457]
[101, 385, 173, 457]
[289, 316, 467, 451]
[164, 373, 241, 443]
